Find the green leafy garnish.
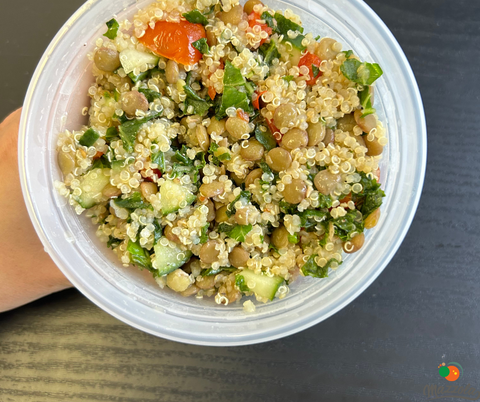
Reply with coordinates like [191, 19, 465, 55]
[273, 12, 306, 50]
[288, 233, 299, 244]
[128, 71, 149, 83]
[138, 88, 162, 102]
[105, 126, 119, 142]
[183, 83, 212, 116]
[299, 209, 328, 231]
[352, 172, 385, 218]
[119, 113, 160, 152]
[333, 210, 364, 241]
[224, 61, 246, 88]
[283, 75, 294, 83]
[317, 193, 333, 209]
[79, 128, 100, 147]
[114, 192, 148, 210]
[259, 40, 281, 66]
[199, 224, 210, 244]
[153, 220, 162, 245]
[261, 12, 275, 29]
[183, 9, 209, 25]
[301, 254, 341, 278]
[127, 240, 153, 270]
[215, 87, 252, 119]
[312, 64, 320, 79]
[91, 155, 111, 169]
[279, 200, 297, 215]
[342, 50, 354, 58]
[254, 125, 277, 151]
[340, 59, 383, 86]
[228, 225, 253, 242]
[315, 35, 321, 41]
[107, 236, 122, 249]
[358, 87, 376, 117]
[192, 38, 210, 55]
[226, 190, 252, 217]
[151, 151, 166, 172]
[235, 275, 250, 292]
[103, 18, 119, 40]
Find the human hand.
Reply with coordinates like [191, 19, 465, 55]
[0, 109, 72, 313]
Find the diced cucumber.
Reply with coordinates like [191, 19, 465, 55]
[285, 47, 302, 66]
[154, 239, 192, 276]
[119, 48, 159, 75]
[239, 269, 284, 301]
[75, 168, 110, 209]
[160, 180, 196, 215]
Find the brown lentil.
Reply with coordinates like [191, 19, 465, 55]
[226, 117, 252, 140]
[240, 139, 264, 161]
[200, 181, 225, 198]
[283, 179, 307, 204]
[272, 225, 289, 249]
[281, 128, 308, 150]
[307, 122, 325, 146]
[229, 247, 250, 268]
[121, 91, 149, 116]
[273, 103, 297, 129]
[343, 233, 365, 254]
[94, 47, 121, 72]
[199, 240, 220, 264]
[266, 147, 292, 172]
[364, 208, 381, 229]
[314, 170, 341, 195]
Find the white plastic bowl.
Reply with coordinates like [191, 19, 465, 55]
[19, 0, 426, 346]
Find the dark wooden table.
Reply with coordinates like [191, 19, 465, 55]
[1, 1, 479, 401]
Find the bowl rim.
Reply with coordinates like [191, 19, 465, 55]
[18, 0, 427, 346]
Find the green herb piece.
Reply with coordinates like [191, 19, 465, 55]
[340, 59, 383, 86]
[202, 267, 236, 276]
[119, 113, 160, 152]
[274, 12, 304, 34]
[279, 200, 297, 215]
[173, 145, 191, 165]
[254, 125, 276, 151]
[103, 18, 119, 40]
[317, 193, 333, 209]
[261, 11, 276, 29]
[244, 81, 255, 95]
[107, 236, 122, 249]
[105, 126, 119, 142]
[259, 40, 281, 66]
[114, 192, 148, 210]
[183, 9, 209, 25]
[226, 190, 251, 217]
[273, 12, 306, 50]
[358, 87, 376, 117]
[151, 151, 166, 172]
[235, 275, 250, 292]
[259, 161, 273, 175]
[217, 223, 233, 233]
[153, 220, 162, 245]
[79, 128, 100, 147]
[228, 224, 253, 242]
[342, 50, 354, 58]
[199, 224, 210, 244]
[352, 172, 385, 218]
[301, 254, 341, 278]
[288, 233, 299, 244]
[218, 153, 231, 161]
[312, 64, 320, 78]
[333, 210, 364, 241]
[192, 38, 210, 54]
[299, 209, 328, 231]
[209, 142, 219, 153]
[315, 35, 321, 41]
[127, 240, 152, 270]
[184, 84, 212, 116]
[138, 88, 162, 102]
[215, 87, 252, 119]
[224, 61, 246, 88]
[91, 155, 111, 169]
[128, 71, 149, 83]
[283, 75, 294, 83]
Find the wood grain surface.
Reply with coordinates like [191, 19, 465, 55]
[1, 0, 479, 401]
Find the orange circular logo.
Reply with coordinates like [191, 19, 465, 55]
[438, 362, 463, 382]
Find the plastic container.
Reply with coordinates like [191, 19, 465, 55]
[18, 0, 426, 346]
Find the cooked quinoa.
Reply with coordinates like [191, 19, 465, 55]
[55, 0, 387, 310]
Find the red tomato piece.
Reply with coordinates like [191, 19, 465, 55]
[248, 12, 273, 45]
[208, 86, 216, 101]
[298, 52, 322, 85]
[252, 90, 267, 110]
[237, 109, 250, 122]
[139, 21, 206, 66]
